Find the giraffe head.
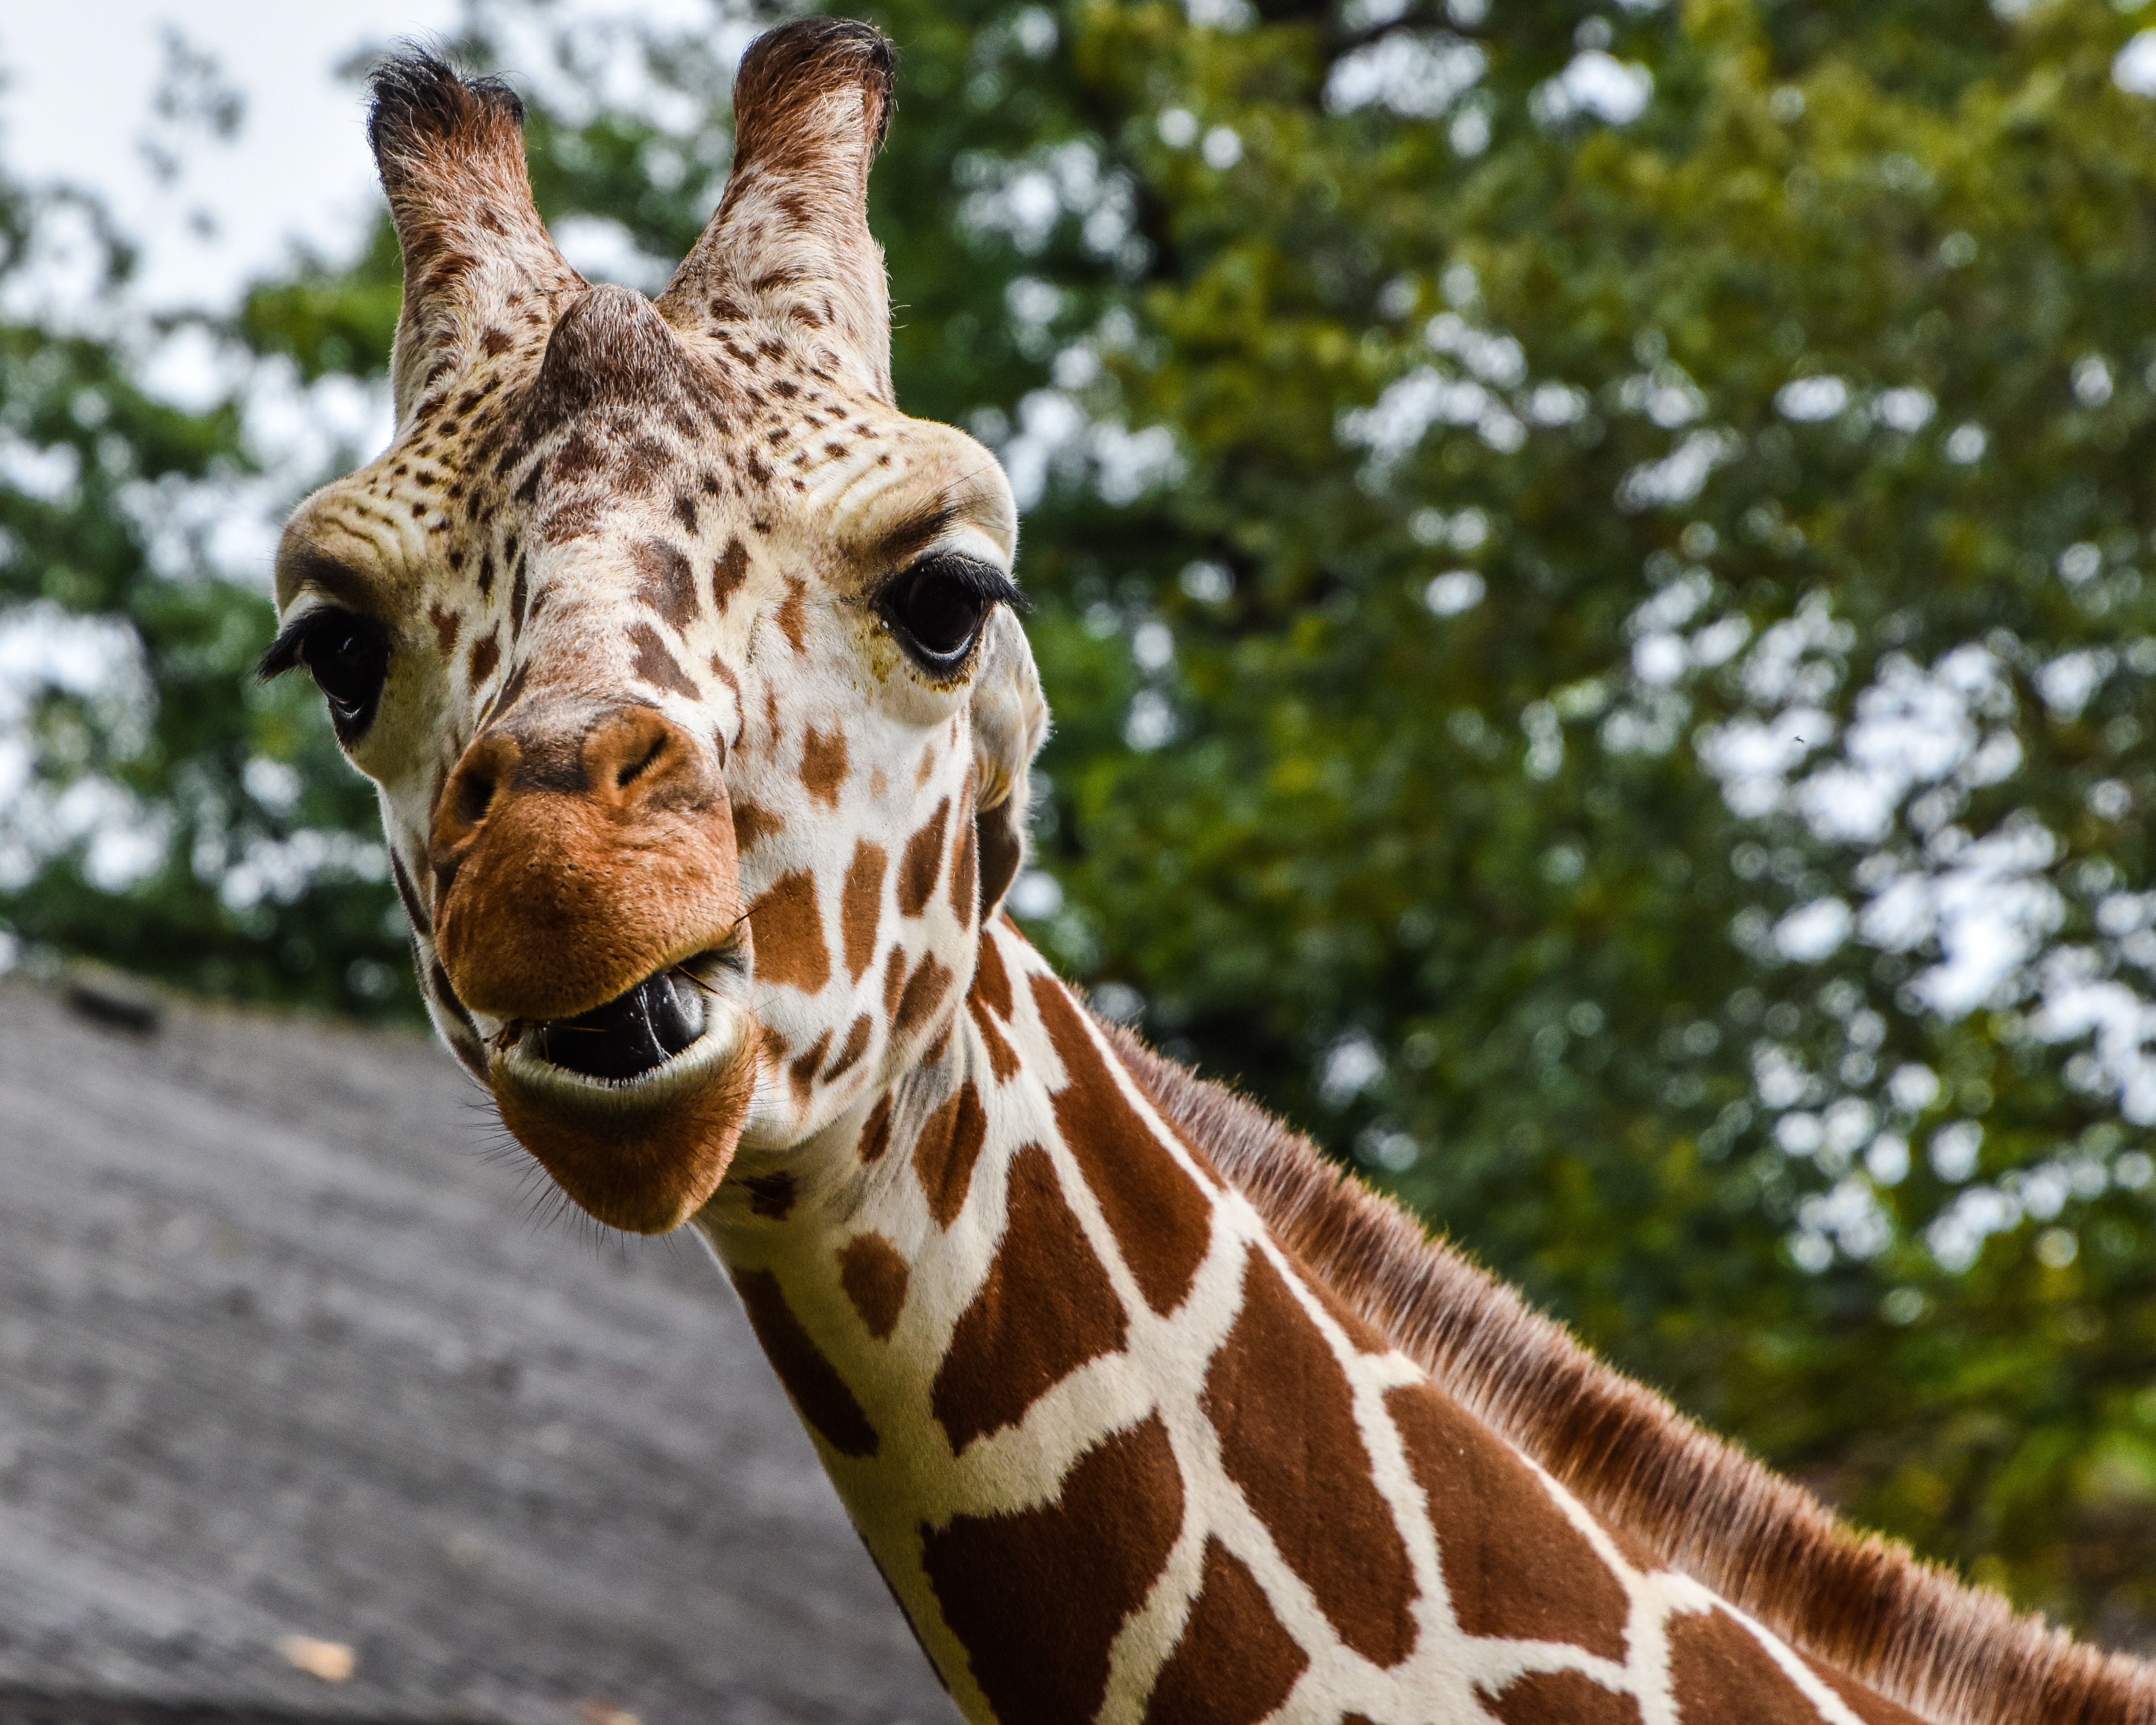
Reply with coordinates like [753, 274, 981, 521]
[267, 22, 1046, 1234]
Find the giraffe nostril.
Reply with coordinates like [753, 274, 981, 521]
[456, 771, 497, 830]
[615, 733, 668, 791]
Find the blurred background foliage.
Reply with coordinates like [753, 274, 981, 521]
[7, 0, 2156, 1647]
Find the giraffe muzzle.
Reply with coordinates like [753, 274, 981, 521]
[430, 700, 760, 1234]
[488, 939, 758, 1234]
[430, 703, 743, 1021]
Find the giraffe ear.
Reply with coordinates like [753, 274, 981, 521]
[368, 52, 581, 424]
[970, 608, 1049, 921]
[656, 19, 895, 402]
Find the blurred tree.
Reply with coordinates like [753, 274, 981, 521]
[14, 0, 2156, 1642]
[0, 122, 416, 1016]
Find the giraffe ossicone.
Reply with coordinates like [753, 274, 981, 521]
[268, 20, 2155, 1724]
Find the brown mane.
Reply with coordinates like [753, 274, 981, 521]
[1103, 1020, 2156, 1725]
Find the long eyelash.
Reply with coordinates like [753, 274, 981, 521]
[956, 558, 1029, 614]
[257, 618, 315, 682]
[885, 553, 1029, 614]
[259, 607, 389, 684]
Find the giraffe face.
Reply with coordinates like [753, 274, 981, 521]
[266, 27, 1044, 1234]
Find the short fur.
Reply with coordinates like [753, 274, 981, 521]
[1104, 1022, 2156, 1725]
[367, 49, 526, 171]
[658, 17, 900, 403]
[288, 28, 2148, 1720]
[365, 49, 583, 423]
[727, 17, 894, 172]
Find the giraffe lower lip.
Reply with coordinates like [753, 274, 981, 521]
[487, 979, 757, 1235]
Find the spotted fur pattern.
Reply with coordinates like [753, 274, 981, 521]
[271, 24, 2152, 1725]
[701, 924, 1950, 1725]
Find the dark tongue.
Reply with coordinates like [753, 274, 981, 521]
[537, 970, 706, 1080]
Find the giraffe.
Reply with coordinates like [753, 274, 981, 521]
[262, 21, 2156, 1724]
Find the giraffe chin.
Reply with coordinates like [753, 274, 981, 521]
[491, 998, 757, 1234]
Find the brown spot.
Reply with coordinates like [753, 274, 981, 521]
[839, 1232, 910, 1340]
[628, 620, 699, 699]
[390, 846, 430, 937]
[1386, 1380, 1630, 1660]
[899, 797, 950, 917]
[509, 559, 529, 634]
[486, 656, 532, 726]
[539, 494, 602, 543]
[840, 841, 886, 981]
[1029, 977, 1212, 1317]
[1478, 1672, 1643, 1725]
[733, 798, 784, 851]
[912, 1081, 988, 1228]
[746, 871, 830, 993]
[730, 1269, 877, 1458]
[858, 1092, 893, 1164]
[467, 629, 500, 687]
[744, 1171, 796, 1220]
[800, 726, 850, 806]
[948, 820, 978, 924]
[672, 492, 698, 534]
[789, 1030, 833, 1107]
[428, 960, 477, 1036]
[882, 942, 908, 1020]
[481, 326, 513, 357]
[429, 601, 460, 655]
[1667, 1610, 1832, 1723]
[825, 1014, 874, 1082]
[922, 1416, 1183, 1725]
[1800, 1654, 1930, 1724]
[547, 429, 599, 489]
[618, 436, 667, 497]
[968, 991, 1021, 1083]
[774, 578, 808, 652]
[973, 930, 1013, 1020]
[1205, 1249, 1418, 1668]
[633, 538, 699, 630]
[1141, 1538, 1308, 1725]
[894, 953, 954, 1043]
[712, 536, 749, 610]
[932, 1146, 1127, 1453]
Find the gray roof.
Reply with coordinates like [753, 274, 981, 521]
[0, 980, 951, 1725]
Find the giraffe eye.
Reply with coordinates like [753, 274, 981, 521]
[259, 608, 391, 741]
[878, 553, 1022, 675]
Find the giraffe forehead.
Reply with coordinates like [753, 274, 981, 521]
[293, 363, 989, 627]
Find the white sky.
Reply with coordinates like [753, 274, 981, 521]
[0, 2, 464, 310]
[0, 0, 725, 313]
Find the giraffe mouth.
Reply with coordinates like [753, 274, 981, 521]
[500, 945, 752, 1102]
[485, 942, 759, 1235]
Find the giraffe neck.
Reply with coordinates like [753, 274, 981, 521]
[694, 919, 1916, 1725]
